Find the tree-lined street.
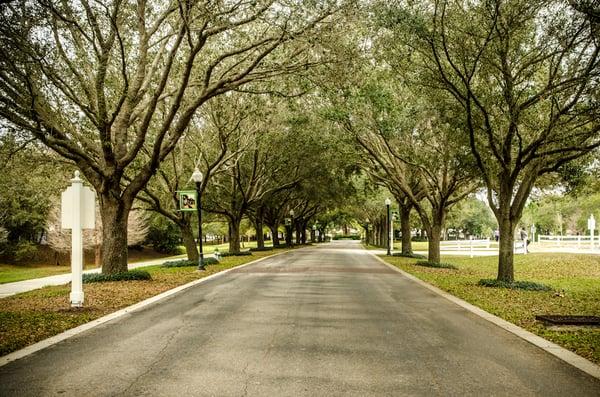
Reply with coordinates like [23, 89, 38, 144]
[1, 241, 598, 396]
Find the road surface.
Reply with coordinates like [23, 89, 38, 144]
[1, 241, 599, 396]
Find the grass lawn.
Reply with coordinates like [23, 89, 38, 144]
[0, 247, 292, 357]
[380, 253, 600, 365]
[0, 263, 99, 285]
[0, 242, 272, 285]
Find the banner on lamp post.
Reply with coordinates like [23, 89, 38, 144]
[178, 190, 198, 211]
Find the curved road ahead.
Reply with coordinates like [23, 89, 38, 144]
[1, 241, 599, 396]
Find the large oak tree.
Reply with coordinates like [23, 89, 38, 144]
[0, 0, 344, 273]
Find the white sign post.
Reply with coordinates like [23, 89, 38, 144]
[61, 171, 95, 307]
[588, 214, 596, 251]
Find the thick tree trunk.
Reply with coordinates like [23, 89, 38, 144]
[228, 217, 242, 254]
[181, 221, 198, 261]
[255, 219, 265, 249]
[286, 225, 293, 247]
[427, 224, 441, 263]
[425, 210, 445, 264]
[99, 196, 130, 274]
[497, 212, 516, 282]
[400, 205, 412, 254]
[269, 225, 280, 246]
[296, 223, 302, 245]
[301, 222, 307, 244]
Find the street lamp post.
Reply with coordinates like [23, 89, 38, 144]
[290, 209, 295, 247]
[385, 198, 391, 256]
[191, 168, 205, 270]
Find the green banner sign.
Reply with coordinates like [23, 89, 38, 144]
[178, 190, 197, 211]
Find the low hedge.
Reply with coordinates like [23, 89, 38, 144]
[415, 260, 457, 269]
[249, 247, 274, 252]
[83, 270, 152, 283]
[162, 258, 219, 268]
[477, 279, 552, 291]
[220, 251, 252, 257]
[333, 235, 361, 240]
[393, 252, 426, 259]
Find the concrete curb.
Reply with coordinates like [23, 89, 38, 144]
[370, 253, 600, 381]
[0, 249, 296, 368]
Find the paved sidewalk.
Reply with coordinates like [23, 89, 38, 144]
[0, 254, 188, 298]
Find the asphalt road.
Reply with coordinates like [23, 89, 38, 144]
[1, 241, 599, 396]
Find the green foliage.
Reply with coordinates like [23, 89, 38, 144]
[145, 217, 181, 254]
[249, 247, 273, 252]
[446, 198, 497, 238]
[220, 251, 252, 257]
[332, 235, 361, 240]
[162, 257, 219, 268]
[83, 270, 151, 283]
[13, 241, 38, 262]
[415, 261, 457, 269]
[477, 279, 552, 291]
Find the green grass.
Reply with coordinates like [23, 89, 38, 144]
[380, 253, 600, 365]
[0, 242, 266, 284]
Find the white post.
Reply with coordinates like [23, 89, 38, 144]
[61, 171, 95, 308]
[70, 172, 84, 307]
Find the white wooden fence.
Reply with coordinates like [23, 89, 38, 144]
[439, 238, 528, 256]
[538, 235, 597, 249]
[440, 238, 491, 258]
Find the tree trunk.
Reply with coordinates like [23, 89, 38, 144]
[99, 196, 130, 274]
[255, 219, 265, 249]
[497, 211, 516, 282]
[295, 223, 302, 245]
[310, 228, 316, 243]
[286, 225, 293, 247]
[181, 221, 198, 261]
[427, 225, 441, 263]
[400, 205, 413, 254]
[269, 225, 280, 247]
[228, 217, 242, 254]
[301, 222, 307, 244]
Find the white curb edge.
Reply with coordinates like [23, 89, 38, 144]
[0, 249, 296, 368]
[371, 253, 600, 381]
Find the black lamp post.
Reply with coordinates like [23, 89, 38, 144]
[289, 209, 295, 247]
[191, 168, 205, 270]
[385, 198, 391, 256]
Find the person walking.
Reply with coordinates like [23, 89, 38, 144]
[520, 227, 529, 253]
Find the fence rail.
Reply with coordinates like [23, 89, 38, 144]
[440, 239, 491, 258]
[538, 235, 597, 249]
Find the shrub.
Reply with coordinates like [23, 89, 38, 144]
[477, 279, 552, 291]
[162, 258, 219, 268]
[83, 270, 151, 283]
[249, 247, 273, 252]
[145, 219, 180, 254]
[13, 241, 39, 262]
[333, 235, 361, 240]
[393, 252, 426, 259]
[415, 260, 457, 269]
[220, 251, 252, 257]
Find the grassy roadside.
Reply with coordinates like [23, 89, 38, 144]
[0, 247, 292, 357]
[0, 242, 271, 284]
[380, 253, 600, 365]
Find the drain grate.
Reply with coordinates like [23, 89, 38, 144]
[536, 315, 600, 325]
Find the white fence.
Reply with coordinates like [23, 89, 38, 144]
[538, 235, 597, 249]
[439, 238, 528, 256]
[440, 239, 491, 258]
